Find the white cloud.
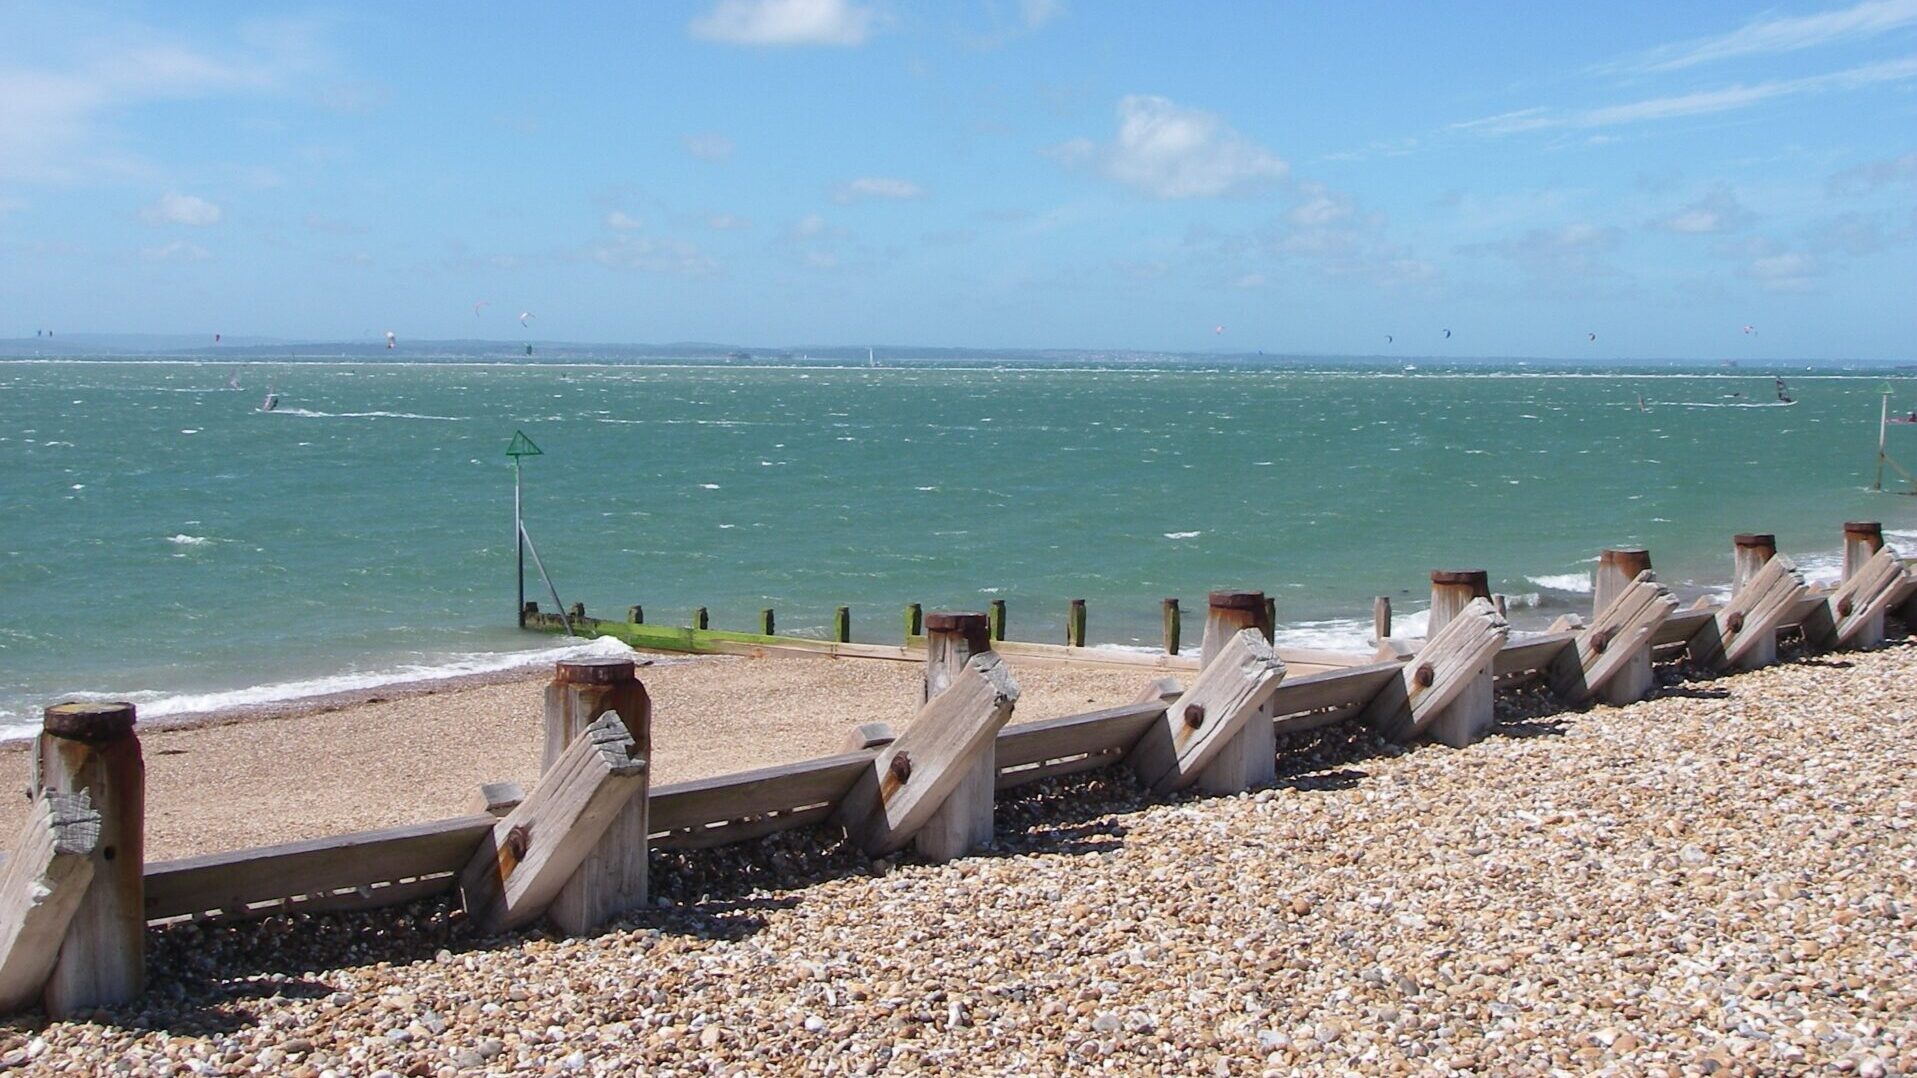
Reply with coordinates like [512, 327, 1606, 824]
[140, 191, 221, 227]
[684, 133, 735, 162]
[789, 213, 828, 239]
[834, 176, 924, 203]
[1468, 223, 1624, 285]
[1636, 0, 1917, 71]
[1053, 95, 1288, 199]
[140, 239, 211, 261]
[591, 233, 717, 275]
[1263, 182, 1436, 286]
[689, 0, 876, 46]
[1458, 55, 1917, 135]
[1019, 0, 1066, 30]
[707, 213, 752, 230]
[1744, 251, 1821, 292]
[1648, 186, 1755, 234]
[1828, 150, 1917, 194]
[605, 210, 645, 231]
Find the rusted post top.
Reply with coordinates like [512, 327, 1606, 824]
[1599, 547, 1653, 573]
[1206, 589, 1265, 612]
[1733, 533, 1776, 550]
[1844, 521, 1884, 541]
[42, 701, 136, 742]
[554, 657, 637, 685]
[1429, 570, 1491, 596]
[925, 610, 991, 653]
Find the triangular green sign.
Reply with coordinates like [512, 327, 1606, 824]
[505, 430, 543, 458]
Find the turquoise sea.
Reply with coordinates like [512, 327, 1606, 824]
[4, 358, 1912, 740]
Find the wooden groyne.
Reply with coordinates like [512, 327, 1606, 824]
[1, 522, 1912, 1018]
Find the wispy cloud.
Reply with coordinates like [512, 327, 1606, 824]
[1466, 223, 1625, 286]
[1049, 94, 1287, 199]
[139, 239, 212, 262]
[1647, 186, 1756, 234]
[139, 191, 221, 226]
[683, 133, 735, 162]
[707, 213, 752, 230]
[833, 176, 924, 203]
[1456, 55, 1917, 135]
[604, 211, 645, 231]
[689, 0, 877, 47]
[1828, 149, 1917, 194]
[1632, 0, 1917, 71]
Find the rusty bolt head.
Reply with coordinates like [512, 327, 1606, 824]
[1183, 703, 1206, 729]
[889, 752, 913, 783]
[1413, 662, 1435, 689]
[504, 823, 531, 862]
[1837, 596, 1854, 617]
[1590, 627, 1615, 655]
[1726, 611, 1746, 634]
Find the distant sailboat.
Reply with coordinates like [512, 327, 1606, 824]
[259, 391, 278, 412]
[868, 347, 877, 368]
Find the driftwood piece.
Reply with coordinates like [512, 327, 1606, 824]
[459, 713, 649, 935]
[0, 792, 100, 1015]
[1549, 570, 1677, 704]
[835, 653, 1020, 858]
[1688, 554, 1806, 671]
[1362, 599, 1508, 743]
[1126, 629, 1288, 795]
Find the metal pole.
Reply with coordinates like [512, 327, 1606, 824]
[521, 522, 573, 637]
[515, 459, 527, 624]
[1876, 392, 1888, 492]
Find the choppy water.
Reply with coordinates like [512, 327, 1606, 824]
[3, 358, 1911, 739]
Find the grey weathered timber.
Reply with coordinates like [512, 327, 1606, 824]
[1732, 533, 1776, 596]
[1363, 598, 1508, 746]
[1373, 597, 1391, 643]
[1688, 553, 1806, 671]
[1834, 523, 1888, 647]
[36, 701, 144, 1018]
[997, 701, 1165, 771]
[145, 815, 493, 922]
[989, 599, 1007, 642]
[841, 722, 897, 751]
[918, 613, 997, 861]
[459, 712, 649, 936]
[1190, 591, 1279, 794]
[1549, 570, 1676, 705]
[834, 606, 851, 644]
[1494, 632, 1579, 679]
[1809, 544, 1904, 650]
[1422, 571, 1498, 747]
[1267, 661, 1402, 729]
[542, 657, 652, 936]
[1590, 549, 1658, 704]
[1126, 628, 1288, 795]
[835, 652, 1020, 858]
[649, 752, 874, 846]
[469, 782, 526, 818]
[0, 791, 100, 1015]
[1133, 675, 1184, 706]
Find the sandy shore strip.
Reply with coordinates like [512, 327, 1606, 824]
[3, 643, 1913, 1074]
[0, 651, 1153, 860]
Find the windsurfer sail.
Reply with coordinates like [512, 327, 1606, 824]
[1775, 378, 1793, 404]
[260, 391, 278, 412]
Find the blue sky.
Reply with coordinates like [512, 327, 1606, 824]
[2, 0, 1914, 359]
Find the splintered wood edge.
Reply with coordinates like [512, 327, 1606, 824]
[968, 651, 1022, 706]
[41, 792, 101, 858]
[584, 712, 647, 777]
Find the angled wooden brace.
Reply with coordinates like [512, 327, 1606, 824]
[1548, 570, 1677, 705]
[1362, 598, 1508, 745]
[835, 652, 1020, 859]
[1126, 628, 1288, 795]
[1687, 554, 1806, 672]
[459, 712, 649, 936]
[1803, 545, 1906, 651]
[0, 791, 100, 1016]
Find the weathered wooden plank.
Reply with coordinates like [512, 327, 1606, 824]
[1549, 571, 1677, 704]
[1126, 629, 1288, 794]
[944, 638, 1202, 672]
[0, 792, 99, 1015]
[1265, 661, 1402, 721]
[144, 815, 495, 922]
[1688, 554, 1806, 671]
[1808, 545, 1905, 649]
[996, 701, 1165, 770]
[459, 713, 649, 935]
[997, 750, 1127, 790]
[835, 653, 1021, 857]
[542, 658, 653, 937]
[468, 782, 526, 818]
[1493, 632, 1579, 676]
[918, 613, 997, 861]
[1192, 593, 1279, 794]
[1654, 607, 1717, 646]
[652, 805, 839, 851]
[1362, 598, 1508, 743]
[649, 753, 875, 833]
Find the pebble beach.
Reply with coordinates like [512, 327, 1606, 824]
[2, 640, 1913, 1075]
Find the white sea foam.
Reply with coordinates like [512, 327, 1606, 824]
[1164, 531, 1202, 540]
[0, 636, 652, 743]
[1527, 573, 1592, 593]
[1271, 619, 1378, 652]
[271, 408, 463, 421]
[166, 534, 210, 546]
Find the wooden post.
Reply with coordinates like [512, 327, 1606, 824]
[903, 603, 922, 641]
[1193, 590, 1277, 793]
[568, 601, 586, 621]
[1066, 599, 1087, 647]
[759, 608, 775, 636]
[1690, 554, 1805, 671]
[1364, 599, 1507, 745]
[1592, 548, 1656, 704]
[541, 657, 651, 935]
[1127, 628, 1287, 794]
[988, 599, 1006, 642]
[834, 606, 851, 643]
[1732, 533, 1776, 596]
[917, 612, 995, 861]
[460, 712, 648, 935]
[1162, 598, 1182, 656]
[1809, 545, 1905, 651]
[1373, 596, 1391, 643]
[1425, 571, 1495, 747]
[1549, 570, 1675, 705]
[1492, 594, 1508, 618]
[693, 606, 709, 631]
[0, 791, 100, 1015]
[626, 605, 644, 625]
[1843, 522, 1887, 647]
[36, 701, 144, 1016]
